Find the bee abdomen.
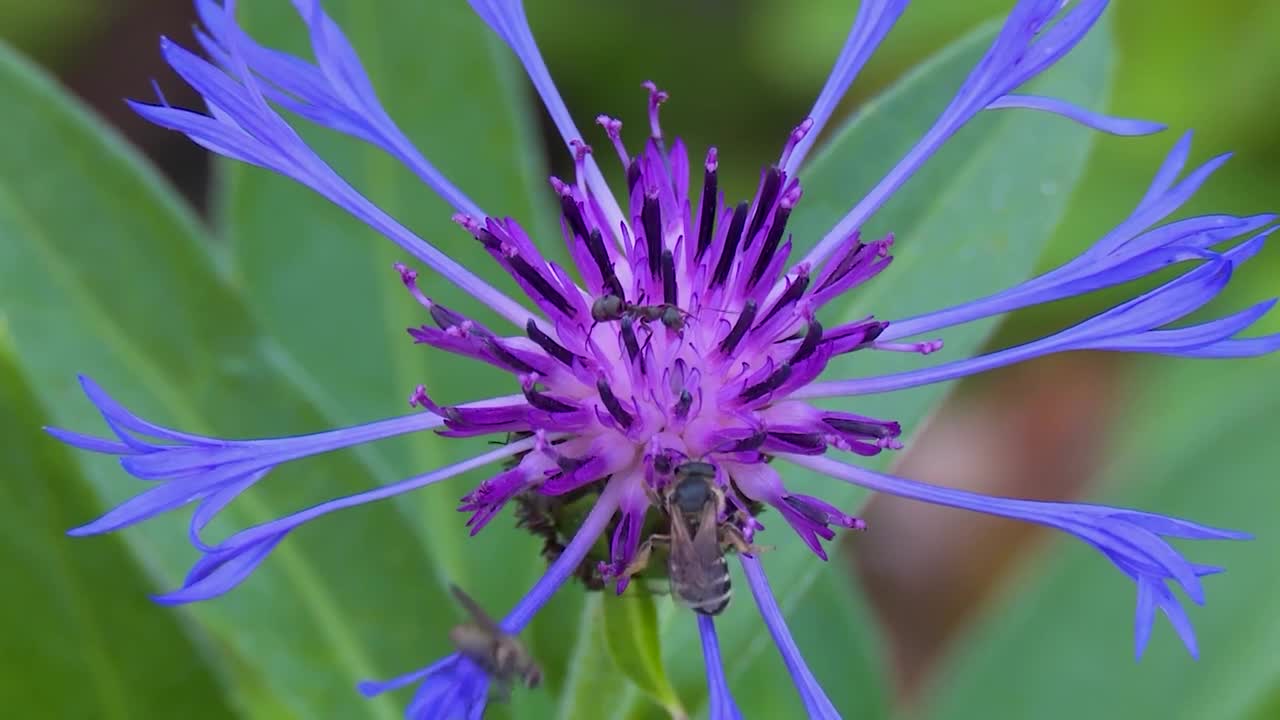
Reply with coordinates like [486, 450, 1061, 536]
[679, 559, 733, 616]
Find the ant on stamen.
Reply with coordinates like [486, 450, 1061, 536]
[590, 294, 690, 333]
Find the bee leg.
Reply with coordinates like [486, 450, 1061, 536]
[621, 534, 669, 578]
[721, 524, 772, 556]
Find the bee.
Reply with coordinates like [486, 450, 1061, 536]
[590, 293, 688, 333]
[622, 461, 764, 615]
[448, 584, 542, 699]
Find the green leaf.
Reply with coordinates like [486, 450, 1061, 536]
[601, 589, 686, 718]
[921, 355, 1280, 720]
[643, 13, 1114, 714]
[0, 40, 461, 719]
[0, 344, 234, 718]
[220, 0, 564, 665]
[555, 594, 625, 720]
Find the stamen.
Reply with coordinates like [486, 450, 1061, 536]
[826, 320, 886, 354]
[814, 238, 866, 293]
[429, 302, 482, 335]
[480, 337, 536, 374]
[718, 300, 758, 355]
[583, 229, 625, 298]
[765, 431, 827, 455]
[672, 389, 693, 420]
[394, 262, 433, 310]
[596, 378, 635, 430]
[450, 212, 484, 237]
[824, 416, 899, 439]
[758, 269, 811, 327]
[745, 168, 785, 248]
[620, 316, 642, 362]
[521, 377, 579, 413]
[555, 180, 591, 243]
[570, 139, 594, 200]
[652, 451, 674, 476]
[721, 429, 768, 453]
[642, 80, 668, 139]
[748, 187, 798, 287]
[790, 319, 824, 364]
[696, 148, 719, 261]
[661, 250, 678, 306]
[507, 254, 576, 318]
[872, 339, 944, 355]
[778, 117, 814, 169]
[641, 193, 663, 278]
[525, 319, 578, 367]
[627, 158, 642, 194]
[595, 114, 629, 167]
[408, 385, 446, 414]
[741, 364, 792, 403]
[713, 202, 750, 287]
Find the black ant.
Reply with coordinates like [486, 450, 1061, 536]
[591, 294, 689, 333]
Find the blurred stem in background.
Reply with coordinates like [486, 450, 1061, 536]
[4, 0, 1275, 708]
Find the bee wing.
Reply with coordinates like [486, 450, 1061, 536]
[668, 503, 723, 589]
[666, 509, 701, 584]
[450, 584, 501, 633]
[691, 501, 724, 567]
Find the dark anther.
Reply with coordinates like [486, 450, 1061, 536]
[430, 303, 482, 334]
[482, 338, 536, 374]
[523, 386, 579, 413]
[620, 316, 642, 362]
[740, 363, 792, 403]
[526, 319, 577, 366]
[627, 158, 642, 194]
[718, 300, 758, 355]
[596, 379, 635, 429]
[768, 431, 826, 454]
[758, 272, 810, 327]
[712, 202, 750, 287]
[816, 242, 868, 292]
[508, 255, 576, 318]
[791, 320, 824, 364]
[744, 169, 783, 249]
[673, 389, 693, 419]
[825, 416, 896, 438]
[583, 229, 625, 299]
[559, 193, 591, 245]
[696, 161, 719, 261]
[781, 495, 831, 526]
[723, 429, 768, 453]
[849, 323, 887, 350]
[653, 452, 673, 475]
[556, 454, 588, 474]
[661, 250, 678, 306]
[642, 194, 663, 278]
[748, 203, 793, 287]
[471, 227, 502, 251]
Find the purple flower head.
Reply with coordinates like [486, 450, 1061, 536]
[49, 0, 1276, 716]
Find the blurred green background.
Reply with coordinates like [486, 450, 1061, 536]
[0, 0, 1277, 718]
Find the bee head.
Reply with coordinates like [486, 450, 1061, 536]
[669, 461, 718, 515]
[591, 294, 624, 321]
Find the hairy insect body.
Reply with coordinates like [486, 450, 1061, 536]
[448, 585, 542, 699]
[620, 461, 765, 616]
[590, 293, 687, 333]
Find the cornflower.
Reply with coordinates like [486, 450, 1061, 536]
[51, 0, 1277, 717]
